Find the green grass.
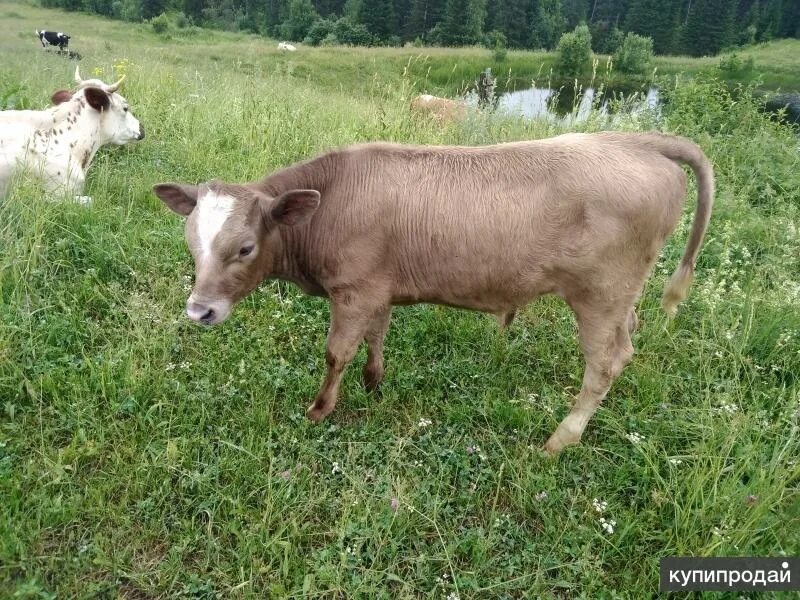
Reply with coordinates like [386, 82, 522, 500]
[1, 2, 800, 598]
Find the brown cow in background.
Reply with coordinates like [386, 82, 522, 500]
[410, 94, 467, 123]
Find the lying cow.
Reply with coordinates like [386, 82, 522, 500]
[277, 42, 297, 51]
[36, 30, 70, 50]
[153, 132, 714, 455]
[410, 94, 467, 123]
[0, 66, 144, 203]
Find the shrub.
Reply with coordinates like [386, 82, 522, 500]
[304, 18, 335, 46]
[332, 18, 373, 46]
[555, 24, 592, 77]
[484, 29, 506, 50]
[150, 13, 170, 35]
[613, 33, 654, 76]
[174, 11, 190, 29]
[738, 24, 757, 46]
[321, 33, 339, 46]
[493, 45, 508, 62]
[484, 29, 507, 61]
[718, 53, 756, 79]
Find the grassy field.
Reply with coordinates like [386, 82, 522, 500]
[3, 2, 800, 101]
[2, 2, 800, 598]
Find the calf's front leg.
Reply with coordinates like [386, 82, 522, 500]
[306, 301, 383, 422]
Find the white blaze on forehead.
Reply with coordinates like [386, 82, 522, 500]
[196, 190, 235, 258]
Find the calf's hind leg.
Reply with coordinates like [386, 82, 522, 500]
[542, 302, 635, 455]
[363, 308, 392, 392]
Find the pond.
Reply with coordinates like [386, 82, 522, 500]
[494, 85, 661, 123]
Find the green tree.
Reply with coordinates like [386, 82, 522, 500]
[439, 0, 486, 46]
[624, 0, 681, 54]
[184, 0, 208, 22]
[589, 0, 626, 24]
[759, 0, 785, 40]
[358, 0, 396, 41]
[683, 0, 735, 55]
[140, 0, 167, 19]
[279, 0, 318, 40]
[530, 0, 566, 49]
[493, 0, 530, 48]
[562, 0, 588, 29]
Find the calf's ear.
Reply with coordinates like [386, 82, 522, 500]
[153, 183, 199, 216]
[51, 90, 72, 105]
[84, 86, 110, 111]
[270, 189, 321, 226]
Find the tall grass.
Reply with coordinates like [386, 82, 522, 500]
[1, 2, 799, 598]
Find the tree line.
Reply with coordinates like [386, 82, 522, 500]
[43, 0, 800, 56]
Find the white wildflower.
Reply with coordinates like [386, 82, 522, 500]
[626, 431, 645, 445]
[599, 517, 616, 534]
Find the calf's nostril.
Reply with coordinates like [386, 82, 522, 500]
[200, 308, 215, 323]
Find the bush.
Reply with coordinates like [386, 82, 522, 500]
[332, 18, 373, 46]
[555, 24, 592, 77]
[321, 33, 339, 46]
[484, 30, 507, 50]
[150, 13, 170, 35]
[718, 53, 756, 79]
[484, 29, 507, 61]
[613, 33, 654, 76]
[174, 11, 190, 29]
[738, 24, 757, 46]
[304, 18, 335, 46]
[493, 45, 508, 62]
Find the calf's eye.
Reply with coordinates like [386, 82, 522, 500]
[239, 245, 255, 257]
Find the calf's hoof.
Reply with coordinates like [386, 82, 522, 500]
[542, 428, 582, 456]
[306, 401, 333, 423]
[362, 366, 384, 393]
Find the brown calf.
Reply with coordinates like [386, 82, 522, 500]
[153, 132, 714, 454]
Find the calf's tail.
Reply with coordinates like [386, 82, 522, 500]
[642, 134, 715, 317]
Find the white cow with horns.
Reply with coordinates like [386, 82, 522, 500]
[0, 66, 144, 203]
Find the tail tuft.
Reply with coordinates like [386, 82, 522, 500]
[661, 262, 694, 318]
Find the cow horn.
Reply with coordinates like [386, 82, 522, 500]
[105, 74, 126, 93]
[74, 66, 84, 85]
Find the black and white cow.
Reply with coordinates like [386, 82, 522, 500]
[36, 30, 71, 50]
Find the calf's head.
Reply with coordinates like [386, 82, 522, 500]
[72, 66, 144, 144]
[153, 181, 320, 325]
